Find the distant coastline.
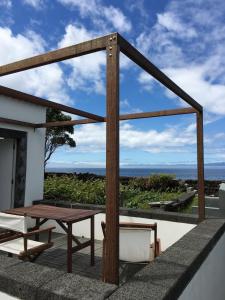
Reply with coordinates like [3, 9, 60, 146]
[46, 166, 225, 180]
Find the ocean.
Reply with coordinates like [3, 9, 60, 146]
[46, 167, 225, 180]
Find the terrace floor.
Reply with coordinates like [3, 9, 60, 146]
[33, 232, 145, 284]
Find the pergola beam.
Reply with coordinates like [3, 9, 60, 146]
[36, 118, 99, 128]
[120, 107, 196, 120]
[118, 34, 202, 112]
[0, 117, 36, 128]
[35, 107, 196, 128]
[0, 34, 115, 76]
[0, 86, 104, 122]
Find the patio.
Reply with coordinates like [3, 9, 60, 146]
[0, 230, 147, 284]
[32, 232, 145, 283]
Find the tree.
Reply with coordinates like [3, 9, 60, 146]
[44, 108, 76, 167]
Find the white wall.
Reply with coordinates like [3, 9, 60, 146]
[46, 213, 195, 251]
[0, 95, 46, 207]
[179, 231, 225, 300]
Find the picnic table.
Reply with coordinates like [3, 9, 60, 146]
[4, 204, 101, 273]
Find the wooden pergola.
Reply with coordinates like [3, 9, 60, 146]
[0, 32, 205, 285]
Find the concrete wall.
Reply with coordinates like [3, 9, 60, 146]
[179, 229, 225, 300]
[46, 213, 195, 251]
[0, 95, 46, 207]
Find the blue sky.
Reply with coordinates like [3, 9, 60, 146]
[0, 0, 225, 168]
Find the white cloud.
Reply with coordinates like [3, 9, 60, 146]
[58, 24, 106, 94]
[58, 0, 132, 33]
[157, 12, 197, 38]
[138, 72, 155, 92]
[72, 121, 197, 154]
[164, 66, 225, 115]
[23, 0, 44, 9]
[126, 0, 148, 20]
[120, 98, 142, 114]
[103, 5, 131, 33]
[0, 27, 70, 104]
[136, 0, 225, 117]
[0, 0, 12, 8]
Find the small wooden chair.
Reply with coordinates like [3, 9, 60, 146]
[0, 212, 55, 261]
[101, 221, 160, 281]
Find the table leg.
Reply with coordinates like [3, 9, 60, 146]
[91, 216, 95, 266]
[67, 222, 72, 273]
[35, 218, 40, 241]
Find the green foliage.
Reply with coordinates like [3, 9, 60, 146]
[181, 196, 198, 214]
[128, 173, 180, 192]
[123, 190, 182, 209]
[44, 175, 106, 204]
[45, 109, 76, 166]
[44, 175, 182, 209]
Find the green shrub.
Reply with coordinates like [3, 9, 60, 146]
[147, 174, 176, 191]
[128, 174, 179, 192]
[44, 175, 106, 204]
[44, 174, 182, 209]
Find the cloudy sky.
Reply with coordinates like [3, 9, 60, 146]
[1, 0, 225, 168]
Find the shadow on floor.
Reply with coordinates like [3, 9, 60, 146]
[34, 233, 145, 284]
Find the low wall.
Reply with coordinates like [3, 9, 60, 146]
[33, 200, 198, 251]
[43, 212, 195, 252]
[109, 218, 225, 300]
[179, 227, 225, 300]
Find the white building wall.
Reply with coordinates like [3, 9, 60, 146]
[0, 95, 46, 207]
[179, 231, 225, 300]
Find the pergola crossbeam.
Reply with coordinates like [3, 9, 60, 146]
[0, 33, 115, 76]
[0, 117, 36, 128]
[0, 86, 104, 122]
[35, 107, 196, 128]
[118, 34, 202, 112]
[120, 107, 196, 120]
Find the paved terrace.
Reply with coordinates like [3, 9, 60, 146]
[34, 233, 145, 282]
[0, 232, 146, 299]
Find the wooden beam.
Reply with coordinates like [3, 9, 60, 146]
[35, 107, 196, 128]
[104, 41, 120, 284]
[120, 107, 196, 120]
[0, 86, 104, 122]
[0, 117, 36, 128]
[118, 34, 202, 112]
[0, 33, 116, 76]
[196, 111, 205, 221]
[35, 118, 100, 128]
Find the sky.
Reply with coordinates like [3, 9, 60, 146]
[0, 0, 225, 168]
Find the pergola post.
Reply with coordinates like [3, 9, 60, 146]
[104, 38, 120, 284]
[196, 111, 205, 221]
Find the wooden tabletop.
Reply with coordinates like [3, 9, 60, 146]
[4, 204, 101, 223]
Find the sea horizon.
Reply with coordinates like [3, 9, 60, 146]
[46, 166, 225, 180]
